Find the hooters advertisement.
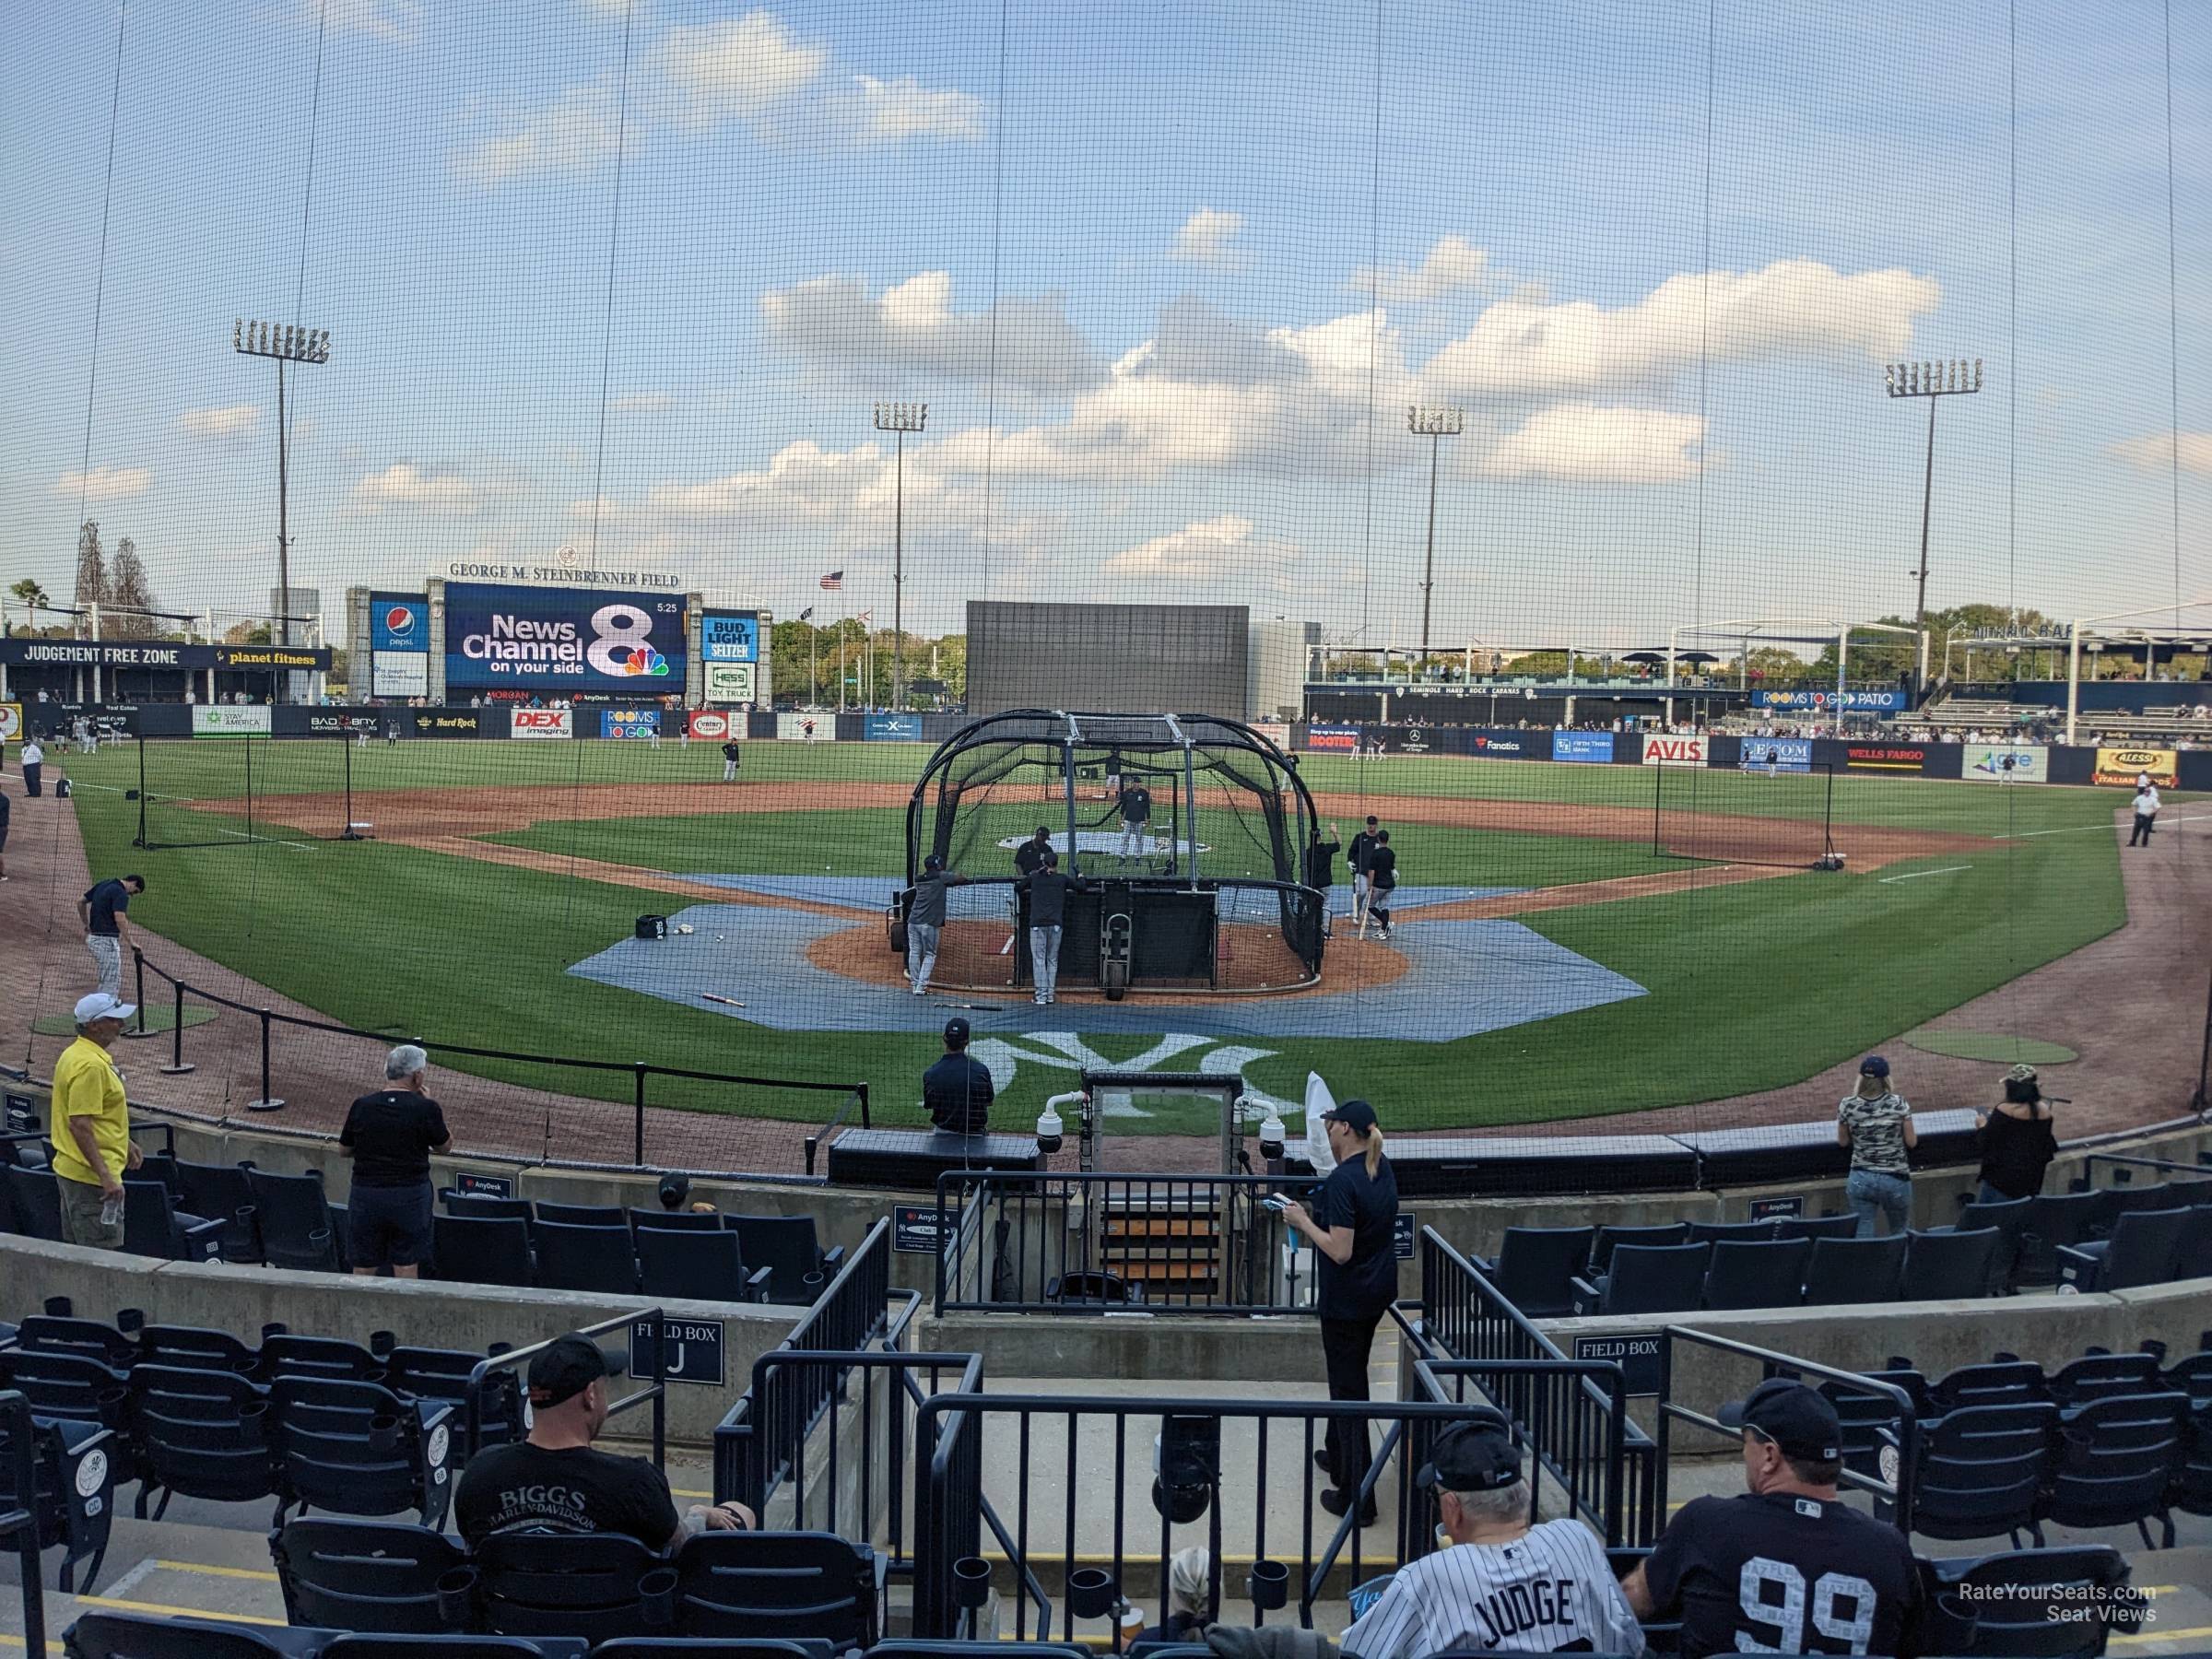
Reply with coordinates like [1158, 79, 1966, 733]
[443, 583, 686, 691]
[510, 707, 574, 740]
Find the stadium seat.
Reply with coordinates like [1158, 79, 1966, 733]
[476, 1531, 678, 1644]
[862, 1647, 1088, 1659]
[1929, 1359, 2048, 1413]
[532, 1221, 640, 1294]
[9, 1307, 142, 1371]
[1880, 1401, 2057, 1547]
[599, 1642, 835, 1659]
[671, 1531, 881, 1647]
[2048, 1351, 2166, 1407]
[1923, 1545, 2144, 1657]
[322, 1637, 583, 1659]
[2015, 1192, 2105, 1288]
[380, 1347, 526, 1460]
[725, 1216, 845, 1306]
[4, 1164, 65, 1242]
[1773, 1213, 1858, 1242]
[265, 1334, 392, 1386]
[533, 1203, 626, 1228]
[1587, 1222, 1688, 1276]
[1825, 1367, 1929, 1480]
[1685, 1219, 1778, 1246]
[173, 1159, 264, 1264]
[1800, 1234, 1905, 1305]
[1944, 1195, 2033, 1293]
[1699, 1238, 1810, 1311]
[269, 1377, 456, 1528]
[119, 1181, 226, 1263]
[636, 1226, 771, 1303]
[1570, 1242, 1710, 1315]
[244, 1168, 346, 1273]
[0, 1350, 135, 1483]
[126, 1363, 279, 1521]
[434, 1216, 535, 1289]
[1899, 1227, 1999, 1300]
[439, 1191, 535, 1225]
[270, 1517, 472, 1634]
[139, 1321, 267, 1378]
[629, 1207, 724, 1233]
[1468, 1226, 1594, 1319]
[2043, 1391, 2190, 1547]
[62, 1611, 327, 1659]
[0, 1408, 117, 1592]
[2056, 1206, 2194, 1292]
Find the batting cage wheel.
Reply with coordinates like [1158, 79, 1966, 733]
[900, 709, 1327, 996]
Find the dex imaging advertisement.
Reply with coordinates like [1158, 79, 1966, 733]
[444, 583, 685, 691]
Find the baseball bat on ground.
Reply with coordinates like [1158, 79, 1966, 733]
[700, 993, 747, 1008]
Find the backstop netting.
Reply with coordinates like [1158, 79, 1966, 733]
[132, 735, 356, 851]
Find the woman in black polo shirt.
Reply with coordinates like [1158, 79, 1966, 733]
[1283, 1099, 1398, 1524]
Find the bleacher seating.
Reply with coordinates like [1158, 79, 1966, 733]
[424, 1193, 786, 1303]
[245, 1169, 348, 1273]
[1467, 1225, 1594, 1318]
[0, 1404, 116, 1592]
[1571, 1241, 1712, 1314]
[1801, 1233, 1907, 1303]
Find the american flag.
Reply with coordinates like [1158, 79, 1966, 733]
[819, 571, 843, 590]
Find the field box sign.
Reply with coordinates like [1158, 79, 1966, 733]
[453, 1170, 515, 1200]
[1394, 1212, 1418, 1260]
[894, 1203, 959, 1253]
[629, 1316, 726, 1387]
[1572, 1333, 1662, 1395]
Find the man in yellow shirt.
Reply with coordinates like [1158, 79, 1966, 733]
[49, 992, 142, 1250]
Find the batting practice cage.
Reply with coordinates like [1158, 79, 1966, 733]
[130, 735, 361, 851]
[902, 711, 1326, 997]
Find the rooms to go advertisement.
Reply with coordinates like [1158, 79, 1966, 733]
[444, 583, 686, 691]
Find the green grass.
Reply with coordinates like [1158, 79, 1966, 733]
[53, 736, 2159, 1131]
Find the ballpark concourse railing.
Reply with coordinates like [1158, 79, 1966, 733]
[1406, 1227, 1659, 1547]
[126, 947, 867, 1172]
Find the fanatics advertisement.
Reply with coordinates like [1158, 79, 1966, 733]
[1964, 744, 2048, 784]
[1640, 733, 1708, 767]
[600, 709, 661, 741]
[700, 613, 759, 662]
[510, 707, 574, 740]
[192, 705, 273, 739]
[1469, 728, 1544, 758]
[702, 662, 757, 704]
[1843, 743, 1928, 773]
[2094, 746, 2178, 787]
[443, 583, 686, 691]
[1752, 688, 1909, 712]
[1304, 723, 1359, 751]
[1740, 735, 1814, 773]
[1553, 731, 1616, 763]
[371, 594, 429, 700]
[687, 710, 741, 740]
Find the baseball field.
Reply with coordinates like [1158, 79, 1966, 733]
[25, 731, 2188, 1150]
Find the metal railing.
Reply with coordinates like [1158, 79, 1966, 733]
[1405, 1228, 1659, 1546]
[1653, 1326, 1921, 1536]
[2077, 1150, 2212, 1186]
[129, 947, 866, 1168]
[912, 1391, 1517, 1641]
[0, 1390, 45, 1659]
[935, 1171, 1308, 1316]
[465, 1308, 668, 1470]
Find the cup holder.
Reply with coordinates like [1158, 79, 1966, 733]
[1249, 1559, 1289, 1612]
[639, 1567, 679, 1627]
[1067, 1567, 1118, 1621]
[953, 1556, 994, 1610]
[434, 1566, 479, 1627]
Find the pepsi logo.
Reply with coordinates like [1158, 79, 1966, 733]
[383, 606, 417, 636]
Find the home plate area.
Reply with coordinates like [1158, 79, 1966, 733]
[568, 877, 1647, 1041]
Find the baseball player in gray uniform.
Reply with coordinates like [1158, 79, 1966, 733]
[905, 855, 971, 996]
[1340, 1413, 1645, 1658]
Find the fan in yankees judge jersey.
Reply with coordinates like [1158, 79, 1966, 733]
[1340, 1411, 1645, 1658]
[1624, 1379, 1924, 1658]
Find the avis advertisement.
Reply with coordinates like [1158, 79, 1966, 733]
[443, 583, 686, 690]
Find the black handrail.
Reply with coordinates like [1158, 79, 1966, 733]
[0, 1389, 46, 1659]
[465, 1307, 668, 1471]
[129, 946, 866, 1161]
[2079, 1150, 2212, 1184]
[1654, 1325, 1921, 1535]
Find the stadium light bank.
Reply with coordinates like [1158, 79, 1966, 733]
[1884, 357, 1983, 697]
[233, 319, 332, 682]
[874, 399, 927, 712]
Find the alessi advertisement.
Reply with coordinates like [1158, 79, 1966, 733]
[2094, 747, 2177, 787]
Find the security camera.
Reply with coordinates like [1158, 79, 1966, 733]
[1258, 1110, 1287, 1161]
[1036, 1106, 1064, 1156]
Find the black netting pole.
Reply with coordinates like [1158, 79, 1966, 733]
[342, 733, 357, 841]
[134, 735, 147, 848]
[243, 731, 253, 844]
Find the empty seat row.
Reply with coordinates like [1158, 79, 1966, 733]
[1948, 1180, 2212, 1289]
[1554, 1228, 2012, 1316]
[271, 1517, 882, 1650]
[436, 1195, 840, 1306]
[67, 1614, 899, 1659]
[1, 1152, 347, 1272]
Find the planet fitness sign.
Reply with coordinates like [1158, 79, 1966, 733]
[443, 583, 685, 691]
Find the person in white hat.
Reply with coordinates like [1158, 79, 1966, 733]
[50, 992, 143, 1250]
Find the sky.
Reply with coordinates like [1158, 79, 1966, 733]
[0, 0, 2206, 651]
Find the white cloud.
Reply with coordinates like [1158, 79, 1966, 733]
[53, 465, 151, 501]
[349, 464, 484, 514]
[848, 75, 983, 144]
[1101, 513, 1297, 592]
[2110, 430, 2212, 476]
[312, 0, 422, 44]
[1477, 403, 1704, 485]
[611, 391, 675, 415]
[452, 85, 621, 185]
[652, 11, 827, 130]
[1355, 235, 1491, 304]
[178, 404, 262, 440]
[1171, 207, 1245, 269]
[1424, 258, 1938, 399]
[759, 270, 1097, 393]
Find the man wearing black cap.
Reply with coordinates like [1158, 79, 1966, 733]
[906, 854, 971, 996]
[924, 1016, 994, 1135]
[453, 1335, 753, 1549]
[1014, 826, 1053, 877]
[1622, 1379, 1923, 1659]
[1013, 847, 1093, 1006]
[1342, 1412, 1644, 1658]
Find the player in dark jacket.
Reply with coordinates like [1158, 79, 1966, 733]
[1347, 816, 1380, 913]
[1014, 826, 1053, 877]
[1014, 850, 1095, 1005]
[721, 739, 742, 782]
[922, 1017, 994, 1134]
[1364, 830, 1397, 939]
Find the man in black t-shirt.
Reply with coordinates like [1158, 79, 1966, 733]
[1623, 1380, 1923, 1658]
[1116, 780, 1152, 860]
[339, 1044, 452, 1278]
[923, 1017, 995, 1134]
[721, 738, 742, 782]
[1013, 825, 1053, 877]
[1364, 830, 1398, 939]
[1305, 819, 1342, 897]
[78, 874, 144, 997]
[1014, 849, 1093, 1005]
[455, 1335, 752, 1549]
[1347, 817, 1380, 918]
